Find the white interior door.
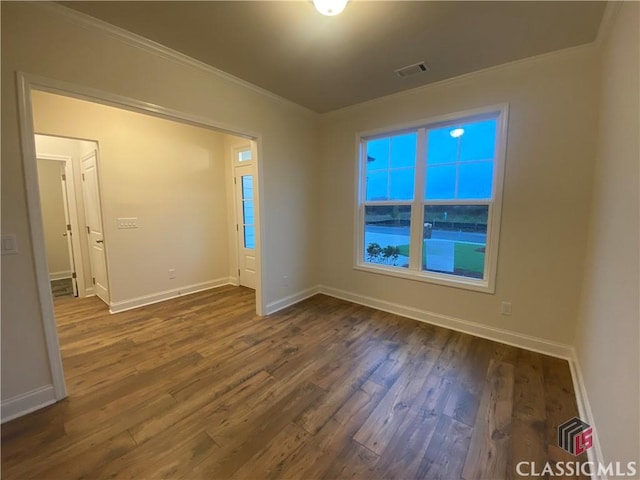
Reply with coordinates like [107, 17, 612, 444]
[59, 162, 78, 297]
[81, 150, 110, 304]
[234, 164, 257, 289]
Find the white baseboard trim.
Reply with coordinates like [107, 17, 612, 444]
[109, 277, 235, 314]
[317, 285, 574, 360]
[1, 385, 56, 424]
[568, 350, 606, 480]
[49, 270, 72, 281]
[265, 286, 321, 315]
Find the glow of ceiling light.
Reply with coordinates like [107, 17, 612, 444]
[313, 0, 348, 16]
[450, 128, 465, 138]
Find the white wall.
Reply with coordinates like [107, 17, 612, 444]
[1, 2, 319, 404]
[36, 160, 71, 278]
[32, 91, 233, 307]
[318, 46, 600, 345]
[575, 3, 640, 470]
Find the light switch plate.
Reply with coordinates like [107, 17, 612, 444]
[500, 301, 512, 316]
[1, 234, 18, 255]
[117, 218, 138, 229]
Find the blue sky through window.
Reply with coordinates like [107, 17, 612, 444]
[365, 119, 496, 202]
[241, 175, 253, 199]
[459, 120, 496, 161]
[241, 174, 255, 248]
[366, 132, 416, 201]
[426, 118, 497, 200]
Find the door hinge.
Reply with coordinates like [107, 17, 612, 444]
[86, 226, 90, 234]
[238, 269, 240, 276]
[92, 277, 96, 285]
[61, 174, 66, 181]
[234, 177, 237, 184]
[236, 224, 239, 231]
[82, 173, 85, 181]
[67, 224, 72, 231]
[72, 272, 77, 279]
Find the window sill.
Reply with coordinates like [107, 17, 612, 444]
[353, 262, 495, 294]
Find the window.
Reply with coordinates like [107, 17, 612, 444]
[238, 149, 252, 162]
[357, 106, 507, 292]
[241, 175, 255, 249]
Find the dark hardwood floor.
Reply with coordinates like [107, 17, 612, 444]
[1, 286, 586, 479]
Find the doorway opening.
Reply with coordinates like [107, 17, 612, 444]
[18, 73, 264, 402]
[35, 134, 106, 302]
[233, 144, 258, 289]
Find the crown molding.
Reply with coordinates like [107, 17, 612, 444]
[35, 2, 318, 119]
[34, 1, 607, 121]
[320, 42, 598, 120]
[595, 1, 623, 47]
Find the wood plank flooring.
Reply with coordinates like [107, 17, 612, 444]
[1, 286, 587, 479]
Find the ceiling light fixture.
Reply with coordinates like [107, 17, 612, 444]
[450, 128, 465, 138]
[313, 0, 348, 16]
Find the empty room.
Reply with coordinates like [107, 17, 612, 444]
[1, 2, 638, 479]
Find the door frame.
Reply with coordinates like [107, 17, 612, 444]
[16, 72, 265, 401]
[233, 159, 258, 288]
[79, 149, 111, 304]
[36, 153, 87, 297]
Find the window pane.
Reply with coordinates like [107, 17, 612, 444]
[425, 165, 456, 199]
[458, 161, 493, 199]
[365, 133, 417, 202]
[425, 117, 498, 201]
[422, 205, 488, 279]
[366, 170, 388, 201]
[244, 225, 255, 249]
[366, 137, 389, 170]
[242, 175, 253, 199]
[427, 127, 458, 165]
[242, 200, 254, 225]
[364, 205, 411, 268]
[460, 119, 496, 162]
[391, 133, 417, 168]
[238, 150, 252, 162]
[389, 168, 414, 200]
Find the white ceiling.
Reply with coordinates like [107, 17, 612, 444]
[60, 1, 607, 113]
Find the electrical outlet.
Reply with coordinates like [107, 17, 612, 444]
[500, 301, 512, 316]
[282, 274, 289, 287]
[168, 268, 176, 279]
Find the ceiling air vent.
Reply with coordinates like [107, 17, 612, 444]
[394, 61, 429, 79]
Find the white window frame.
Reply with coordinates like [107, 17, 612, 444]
[234, 144, 253, 164]
[354, 104, 509, 294]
